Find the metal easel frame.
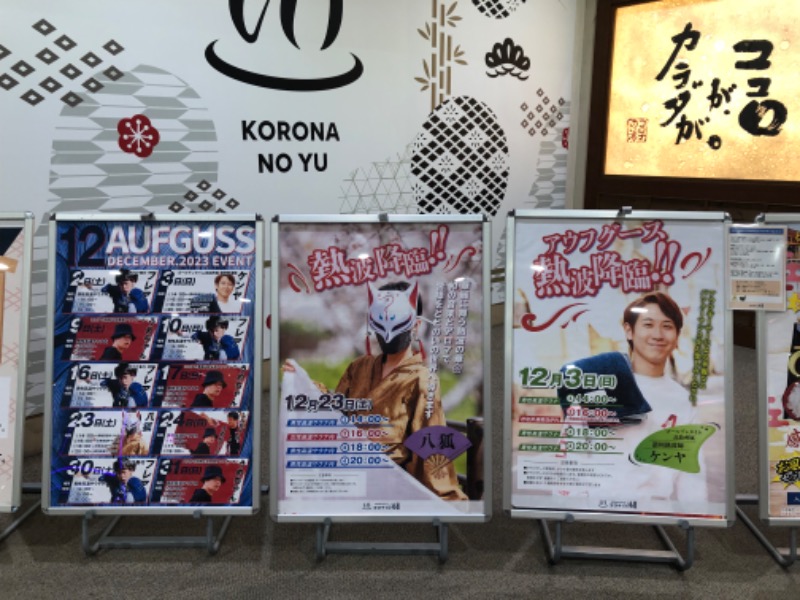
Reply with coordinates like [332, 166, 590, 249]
[736, 493, 797, 567]
[315, 518, 448, 562]
[41, 213, 263, 554]
[270, 214, 492, 562]
[81, 510, 233, 555]
[0, 484, 42, 544]
[539, 515, 695, 570]
[503, 209, 736, 570]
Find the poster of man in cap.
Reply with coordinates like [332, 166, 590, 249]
[58, 316, 159, 362]
[157, 315, 248, 362]
[48, 217, 259, 511]
[153, 362, 248, 408]
[64, 268, 157, 314]
[149, 459, 249, 505]
[151, 409, 249, 456]
[59, 457, 157, 506]
[55, 361, 158, 408]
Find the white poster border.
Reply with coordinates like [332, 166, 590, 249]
[756, 213, 800, 526]
[503, 209, 735, 528]
[270, 213, 492, 524]
[0, 213, 34, 513]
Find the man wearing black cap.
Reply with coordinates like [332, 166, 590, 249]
[98, 269, 149, 313]
[100, 323, 137, 360]
[191, 370, 227, 408]
[99, 458, 147, 504]
[191, 427, 217, 455]
[191, 316, 240, 360]
[189, 464, 226, 503]
[101, 362, 148, 408]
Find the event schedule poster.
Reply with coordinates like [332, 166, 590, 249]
[0, 215, 31, 512]
[272, 217, 489, 521]
[507, 212, 731, 522]
[763, 221, 800, 520]
[46, 216, 260, 513]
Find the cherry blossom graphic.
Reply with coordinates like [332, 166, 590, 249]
[117, 114, 160, 158]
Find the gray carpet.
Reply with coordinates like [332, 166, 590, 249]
[1, 328, 799, 599]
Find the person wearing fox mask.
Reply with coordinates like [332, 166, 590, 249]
[284, 281, 467, 501]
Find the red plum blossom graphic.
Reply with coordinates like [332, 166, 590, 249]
[117, 114, 160, 158]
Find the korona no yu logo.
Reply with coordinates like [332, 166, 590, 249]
[206, 0, 363, 91]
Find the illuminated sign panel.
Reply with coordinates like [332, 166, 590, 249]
[605, 0, 800, 180]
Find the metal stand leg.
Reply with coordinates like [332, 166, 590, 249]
[539, 516, 695, 571]
[735, 493, 797, 567]
[315, 518, 449, 563]
[81, 510, 234, 556]
[0, 482, 43, 544]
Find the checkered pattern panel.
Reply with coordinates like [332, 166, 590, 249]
[471, 0, 526, 19]
[411, 96, 509, 217]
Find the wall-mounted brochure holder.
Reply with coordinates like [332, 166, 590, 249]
[0, 213, 37, 543]
[745, 213, 800, 567]
[504, 209, 735, 570]
[270, 214, 491, 562]
[43, 213, 263, 555]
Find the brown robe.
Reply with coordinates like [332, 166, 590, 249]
[336, 353, 467, 501]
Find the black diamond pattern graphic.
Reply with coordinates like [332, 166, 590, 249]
[103, 66, 123, 81]
[61, 91, 83, 107]
[12, 60, 34, 77]
[60, 63, 81, 79]
[184, 191, 199, 202]
[81, 52, 101, 67]
[226, 198, 240, 210]
[21, 89, 44, 106]
[36, 48, 59, 65]
[519, 91, 567, 135]
[212, 189, 226, 200]
[0, 74, 18, 90]
[199, 200, 213, 211]
[54, 35, 76, 51]
[82, 77, 103, 92]
[197, 180, 212, 191]
[103, 40, 124, 55]
[0, 45, 10, 61]
[33, 19, 56, 35]
[169, 202, 183, 213]
[40, 76, 62, 93]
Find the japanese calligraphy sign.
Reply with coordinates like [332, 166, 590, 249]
[272, 216, 490, 522]
[45, 215, 262, 515]
[758, 216, 800, 522]
[0, 214, 33, 512]
[506, 210, 733, 524]
[606, 0, 800, 181]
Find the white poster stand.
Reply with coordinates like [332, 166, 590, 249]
[504, 208, 735, 570]
[0, 213, 36, 542]
[740, 213, 800, 566]
[43, 213, 263, 554]
[271, 214, 491, 561]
